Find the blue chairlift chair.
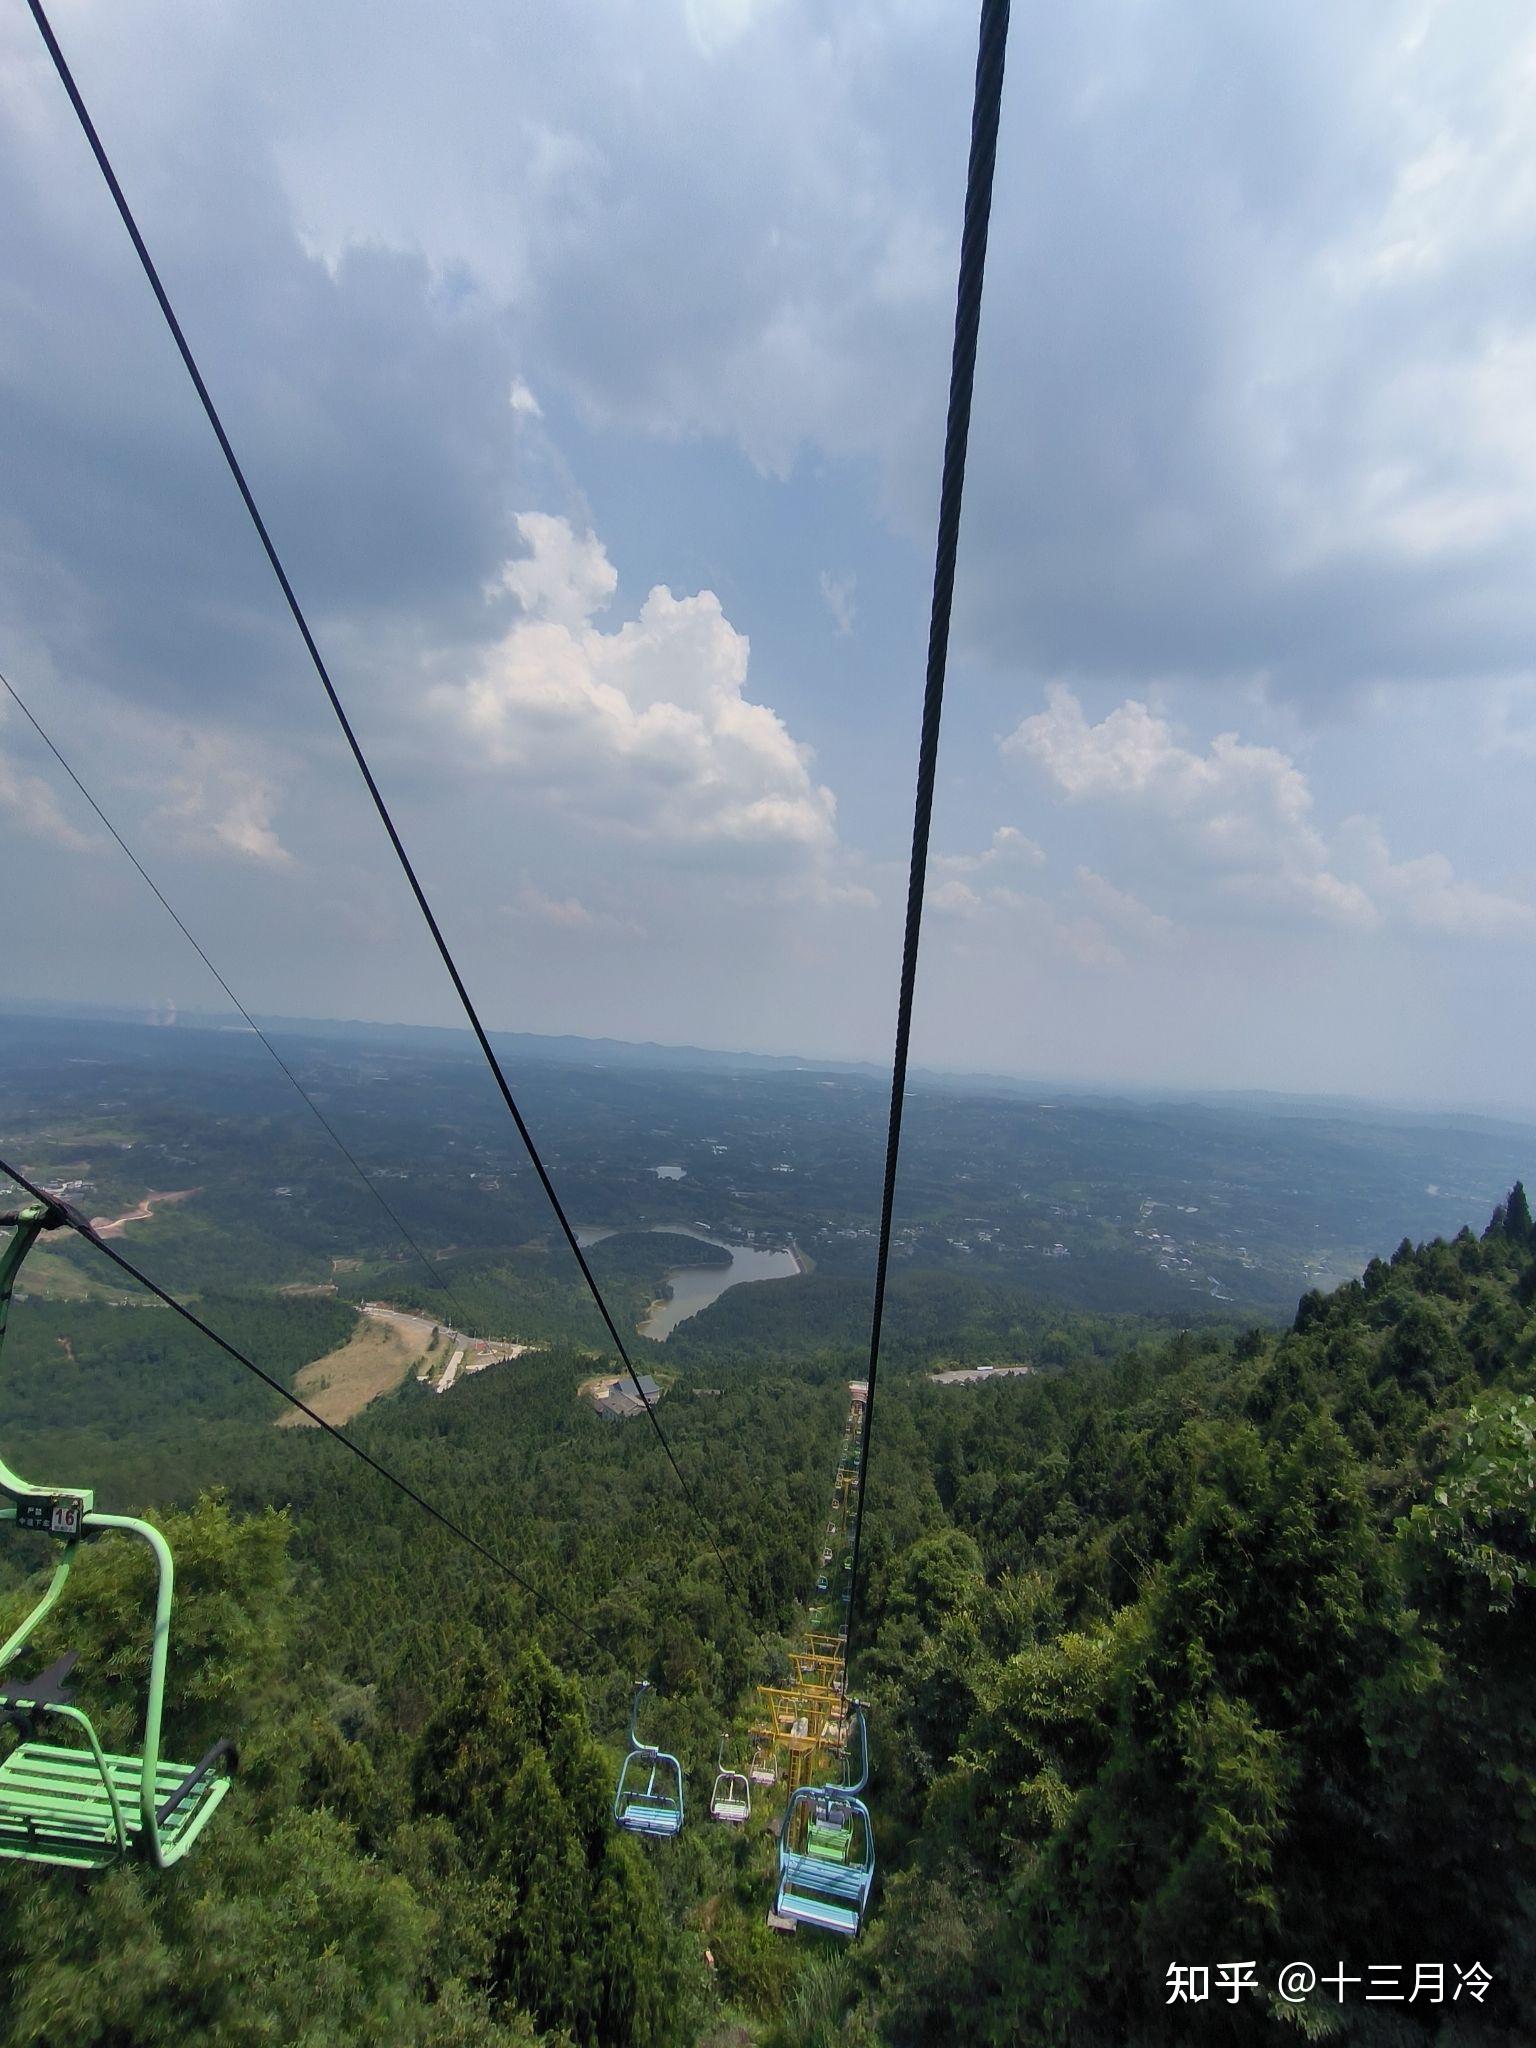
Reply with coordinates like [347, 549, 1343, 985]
[613, 1680, 684, 1838]
[709, 1736, 751, 1824]
[775, 1705, 874, 1937]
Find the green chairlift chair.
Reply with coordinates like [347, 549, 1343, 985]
[0, 1201, 233, 1869]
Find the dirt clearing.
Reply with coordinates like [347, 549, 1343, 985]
[89, 1188, 199, 1238]
[280, 1315, 428, 1429]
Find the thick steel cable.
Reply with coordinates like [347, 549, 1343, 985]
[845, 0, 1010, 1663]
[1, 665, 478, 1340]
[26, 0, 765, 1644]
[0, 1159, 609, 1656]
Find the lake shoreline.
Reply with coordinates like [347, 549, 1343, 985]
[575, 1220, 804, 1340]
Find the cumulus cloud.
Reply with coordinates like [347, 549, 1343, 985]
[683, 0, 777, 58]
[241, 0, 1536, 702]
[498, 514, 618, 631]
[0, 746, 92, 851]
[931, 828, 1039, 914]
[18, 2, 1536, 719]
[1007, 685, 1534, 941]
[1006, 686, 1371, 925]
[940, 880, 1127, 973]
[148, 734, 293, 865]
[505, 876, 644, 938]
[818, 570, 856, 637]
[931, 827, 1137, 972]
[1074, 867, 1177, 944]
[1336, 819, 1536, 940]
[443, 513, 839, 863]
[936, 824, 1046, 877]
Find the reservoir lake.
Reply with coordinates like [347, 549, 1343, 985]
[575, 1224, 801, 1340]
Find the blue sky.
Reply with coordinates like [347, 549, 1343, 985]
[3, 0, 1536, 1108]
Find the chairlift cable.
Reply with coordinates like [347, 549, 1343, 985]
[845, 0, 1011, 1662]
[26, 0, 767, 1649]
[0, 665, 479, 1341]
[0, 1157, 610, 1656]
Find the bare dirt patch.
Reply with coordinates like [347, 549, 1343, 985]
[280, 1316, 428, 1429]
[90, 1188, 199, 1239]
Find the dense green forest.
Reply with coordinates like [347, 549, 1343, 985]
[4, 1183, 1536, 2042]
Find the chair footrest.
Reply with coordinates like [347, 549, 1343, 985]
[775, 1885, 862, 1936]
[617, 1801, 683, 1836]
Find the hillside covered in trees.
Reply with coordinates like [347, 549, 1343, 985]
[4, 1190, 1536, 2044]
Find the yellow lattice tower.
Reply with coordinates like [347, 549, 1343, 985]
[788, 1637, 846, 1694]
[751, 1390, 864, 1793]
[753, 1681, 847, 1790]
[753, 1627, 852, 1789]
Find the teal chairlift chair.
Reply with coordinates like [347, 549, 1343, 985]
[613, 1679, 684, 1838]
[775, 1704, 874, 1937]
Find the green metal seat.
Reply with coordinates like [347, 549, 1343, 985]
[0, 1738, 229, 1870]
[0, 1201, 233, 1871]
[807, 1811, 855, 1860]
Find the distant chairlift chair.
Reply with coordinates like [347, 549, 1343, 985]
[613, 1680, 684, 1837]
[0, 1201, 234, 1870]
[709, 1737, 751, 1825]
[775, 1704, 874, 1938]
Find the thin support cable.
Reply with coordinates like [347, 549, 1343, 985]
[0, 665, 477, 1339]
[26, 0, 765, 1646]
[845, 0, 1010, 1662]
[0, 1159, 610, 1655]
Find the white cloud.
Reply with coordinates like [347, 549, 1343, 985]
[149, 735, 293, 866]
[1075, 866, 1177, 943]
[936, 824, 1046, 878]
[933, 827, 1055, 922]
[684, 0, 778, 57]
[0, 747, 92, 851]
[930, 876, 982, 915]
[509, 377, 543, 418]
[953, 884, 1126, 972]
[818, 570, 856, 637]
[1007, 685, 1534, 941]
[505, 876, 644, 937]
[931, 829, 1130, 971]
[498, 512, 618, 631]
[1337, 819, 1536, 939]
[445, 513, 839, 862]
[1006, 685, 1373, 927]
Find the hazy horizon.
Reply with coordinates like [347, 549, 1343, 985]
[10, 993, 1536, 1131]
